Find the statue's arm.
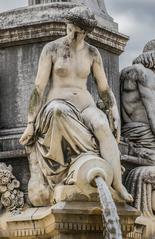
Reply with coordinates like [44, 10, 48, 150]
[20, 44, 52, 145]
[27, 44, 52, 123]
[136, 65, 155, 135]
[92, 48, 120, 142]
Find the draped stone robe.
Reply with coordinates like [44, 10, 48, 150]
[27, 99, 99, 193]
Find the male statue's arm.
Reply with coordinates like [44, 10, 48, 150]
[92, 49, 120, 143]
[20, 44, 52, 145]
[135, 64, 155, 135]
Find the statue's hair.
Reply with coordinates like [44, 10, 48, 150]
[66, 6, 97, 33]
[143, 39, 155, 53]
[133, 51, 155, 69]
[133, 39, 155, 69]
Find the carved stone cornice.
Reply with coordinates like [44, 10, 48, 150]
[0, 21, 128, 55]
[89, 27, 128, 55]
[0, 4, 128, 55]
[6, 202, 140, 239]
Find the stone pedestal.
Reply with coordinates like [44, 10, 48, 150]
[2, 202, 140, 239]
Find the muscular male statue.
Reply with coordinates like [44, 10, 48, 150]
[20, 6, 132, 205]
[121, 39, 155, 163]
[121, 40, 155, 236]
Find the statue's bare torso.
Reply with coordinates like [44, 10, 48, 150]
[46, 37, 96, 111]
[121, 64, 155, 127]
[122, 75, 148, 123]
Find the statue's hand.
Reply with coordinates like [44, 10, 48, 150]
[19, 124, 34, 145]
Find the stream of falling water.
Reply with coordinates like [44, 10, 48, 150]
[95, 177, 122, 239]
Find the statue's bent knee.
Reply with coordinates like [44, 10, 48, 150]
[47, 101, 70, 118]
[53, 105, 64, 117]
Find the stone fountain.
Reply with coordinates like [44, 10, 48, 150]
[0, 1, 141, 239]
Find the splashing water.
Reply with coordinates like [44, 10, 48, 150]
[95, 177, 122, 239]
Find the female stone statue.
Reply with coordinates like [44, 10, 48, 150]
[20, 6, 132, 206]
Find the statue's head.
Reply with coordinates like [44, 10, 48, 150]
[133, 39, 155, 70]
[66, 6, 97, 36]
[143, 39, 155, 53]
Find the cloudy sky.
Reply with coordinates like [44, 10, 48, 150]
[0, 0, 154, 69]
[105, 0, 155, 68]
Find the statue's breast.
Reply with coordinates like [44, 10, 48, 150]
[54, 57, 71, 77]
[53, 54, 91, 79]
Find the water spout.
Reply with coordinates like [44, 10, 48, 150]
[64, 154, 121, 238]
[95, 176, 122, 239]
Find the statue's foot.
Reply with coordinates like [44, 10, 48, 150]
[118, 186, 133, 203]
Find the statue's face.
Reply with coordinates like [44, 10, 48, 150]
[67, 23, 87, 42]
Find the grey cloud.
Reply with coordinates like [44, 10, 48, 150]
[106, 0, 155, 18]
[0, 0, 27, 13]
[104, 0, 155, 69]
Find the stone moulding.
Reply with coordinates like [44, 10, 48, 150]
[0, 128, 25, 159]
[0, 22, 128, 55]
[7, 207, 55, 238]
[6, 202, 140, 239]
[89, 27, 128, 55]
[0, 3, 128, 55]
[0, 149, 26, 159]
